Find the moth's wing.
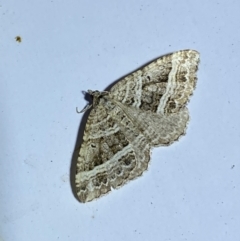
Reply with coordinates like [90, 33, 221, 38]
[110, 49, 199, 146]
[118, 103, 190, 147]
[75, 104, 151, 203]
[110, 50, 199, 114]
[141, 108, 190, 147]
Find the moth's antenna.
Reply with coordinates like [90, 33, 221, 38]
[76, 104, 92, 113]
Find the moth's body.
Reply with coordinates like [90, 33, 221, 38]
[75, 50, 200, 203]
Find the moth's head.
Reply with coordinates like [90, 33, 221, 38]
[88, 90, 109, 107]
[77, 90, 110, 113]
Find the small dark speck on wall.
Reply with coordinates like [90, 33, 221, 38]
[15, 36, 22, 43]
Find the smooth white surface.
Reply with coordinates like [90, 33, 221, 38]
[1, 1, 240, 241]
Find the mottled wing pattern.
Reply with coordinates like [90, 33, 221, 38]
[116, 102, 189, 147]
[75, 102, 151, 203]
[110, 50, 199, 114]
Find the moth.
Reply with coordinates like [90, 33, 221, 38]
[75, 50, 200, 202]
